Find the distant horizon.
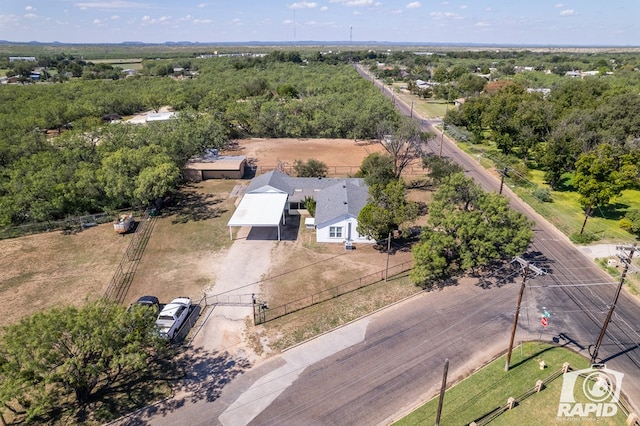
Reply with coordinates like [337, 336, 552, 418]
[2, 1, 639, 47]
[2, 39, 639, 50]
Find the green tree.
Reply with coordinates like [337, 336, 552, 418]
[293, 158, 329, 177]
[422, 154, 464, 186]
[357, 180, 418, 242]
[357, 153, 396, 187]
[134, 162, 180, 205]
[377, 117, 434, 178]
[411, 173, 533, 288]
[574, 143, 638, 234]
[0, 300, 168, 423]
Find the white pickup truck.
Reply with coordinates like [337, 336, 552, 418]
[156, 297, 191, 340]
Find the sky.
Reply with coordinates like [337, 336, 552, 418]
[1, 1, 639, 46]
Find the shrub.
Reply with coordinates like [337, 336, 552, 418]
[304, 196, 316, 217]
[620, 209, 640, 235]
[532, 187, 552, 203]
[570, 232, 599, 244]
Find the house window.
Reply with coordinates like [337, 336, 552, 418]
[329, 226, 343, 238]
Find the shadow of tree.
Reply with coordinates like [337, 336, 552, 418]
[552, 175, 574, 192]
[475, 260, 520, 289]
[104, 348, 252, 425]
[593, 202, 629, 221]
[165, 189, 228, 224]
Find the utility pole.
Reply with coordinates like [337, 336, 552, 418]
[439, 123, 445, 158]
[435, 358, 449, 426]
[499, 167, 508, 195]
[410, 101, 414, 119]
[385, 231, 392, 281]
[590, 244, 637, 363]
[505, 257, 546, 371]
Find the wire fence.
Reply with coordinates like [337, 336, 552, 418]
[104, 209, 157, 305]
[253, 260, 413, 325]
[0, 207, 148, 240]
[253, 165, 426, 176]
[0, 212, 113, 240]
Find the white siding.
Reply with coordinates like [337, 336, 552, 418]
[315, 215, 374, 244]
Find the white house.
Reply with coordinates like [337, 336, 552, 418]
[227, 170, 373, 243]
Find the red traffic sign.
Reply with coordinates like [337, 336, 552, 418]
[541, 317, 548, 327]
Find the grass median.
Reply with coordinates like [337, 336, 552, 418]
[394, 342, 628, 426]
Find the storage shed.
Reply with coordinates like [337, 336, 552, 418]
[184, 154, 247, 181]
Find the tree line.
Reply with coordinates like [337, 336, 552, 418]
[0, 55, 401, 227]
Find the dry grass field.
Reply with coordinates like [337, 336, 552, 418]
[1, 138, 424, 330]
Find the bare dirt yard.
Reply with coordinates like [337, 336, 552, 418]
[0, 138, 408, 331]
[225, 137, 386, 174]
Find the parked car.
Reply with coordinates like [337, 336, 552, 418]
[155, 297, 191, 340]
[128, 295, 161, 314]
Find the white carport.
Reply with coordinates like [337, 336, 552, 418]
[227, 193, 288, 241]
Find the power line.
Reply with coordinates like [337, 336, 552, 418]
[590, 244, 637, 363]
[505, 256, 546, 371]
[527, 281, 618, 288]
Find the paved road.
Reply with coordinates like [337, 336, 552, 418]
[250, 67, 640, 423]
[139, 67, 640, 425]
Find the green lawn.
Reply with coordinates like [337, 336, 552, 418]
[394, 342, 627, 426]
[391, 84, 453, 119]
[515, 169, 640, 243]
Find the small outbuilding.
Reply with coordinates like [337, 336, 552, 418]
[184, 150, 247, 181]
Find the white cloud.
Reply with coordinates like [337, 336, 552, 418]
[330, 0, 374, 7]
[320, 5, 328, 11]
[141, 14, 171, 24]
[74, 1, 150, 10]
[24, 13, 38, 19]
[430, 11, 456, 19]
[0, 14, 19, 26]
[460, 4, 467, 9]
[25, 5, 35, 11]
[193, 18, 211, 24]
[475, 21, 490, 27]
[555, 3, 564, 8]
[559, 9, 575, 16]
[197, 2, 207, 8]
[92, 18, 102, 24]
[111, 15, 119, 19]
[232, 18, 242, 25]
[290, 1, 318, 9]
[406, 2, 421, 9]
[391, 9, 402, 14]
[283, 19, 293, 24]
